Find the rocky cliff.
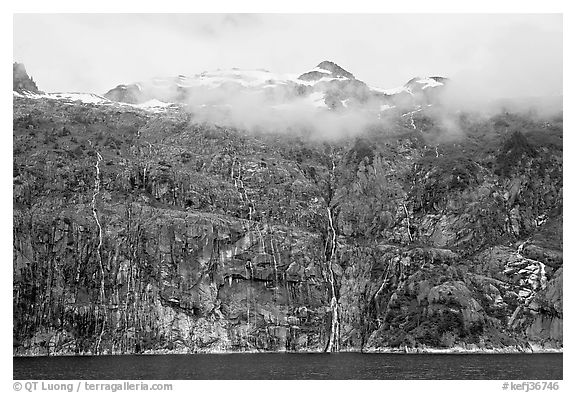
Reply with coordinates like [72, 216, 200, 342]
[13, 63, 41, 94]
[13, 95, 562, 355]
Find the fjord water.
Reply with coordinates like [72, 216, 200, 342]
[14, 353, 562, 380]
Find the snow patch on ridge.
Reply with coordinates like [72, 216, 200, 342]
[15, 91, 111, 104]
[416, 77, 444, 89]
[14, 90, 179, 113]
[310, 67, 331, 75]
[371, 85, 410, 95]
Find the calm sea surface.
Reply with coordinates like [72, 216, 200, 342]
[13, 353, 562, 380]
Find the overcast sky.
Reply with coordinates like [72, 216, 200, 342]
[13, 14, 562, 97]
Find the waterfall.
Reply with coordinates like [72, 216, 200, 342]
[325, 206, 340, 352]
[88, 140, 106, 354]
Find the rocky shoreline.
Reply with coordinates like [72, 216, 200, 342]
[14, 345, 562, 357]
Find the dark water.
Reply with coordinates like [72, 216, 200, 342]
[14, 353, 562, 380]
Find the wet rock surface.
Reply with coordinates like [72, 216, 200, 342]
[13, 97, 562, 355]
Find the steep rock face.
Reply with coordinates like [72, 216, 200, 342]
[13, 206, 330, 354]
[13, 63, 41, 94]
[13, 96, 562, 354]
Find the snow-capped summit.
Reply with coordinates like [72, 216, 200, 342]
[404, 76, 447, 92]
[101, 61, 448, 114]
[369, 76, 448, 108]
[298, 61, 356, 82]
[371, 76, 447, 96]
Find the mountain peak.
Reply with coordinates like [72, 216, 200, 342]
[13, 62, 41, 94]
[316, 61, 355, 79]
[298, 61, 355, 82]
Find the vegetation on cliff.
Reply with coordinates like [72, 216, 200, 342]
[13, 96, 562, 355]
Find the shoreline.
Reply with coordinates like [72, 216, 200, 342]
[13, 346, 563, 357]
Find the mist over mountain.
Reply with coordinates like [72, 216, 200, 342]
[99, 61, 453, 135]
[16, 57, 561, 133]
[102, 61, 447, 110]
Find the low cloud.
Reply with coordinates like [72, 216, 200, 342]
[184, 85, 390, 139]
